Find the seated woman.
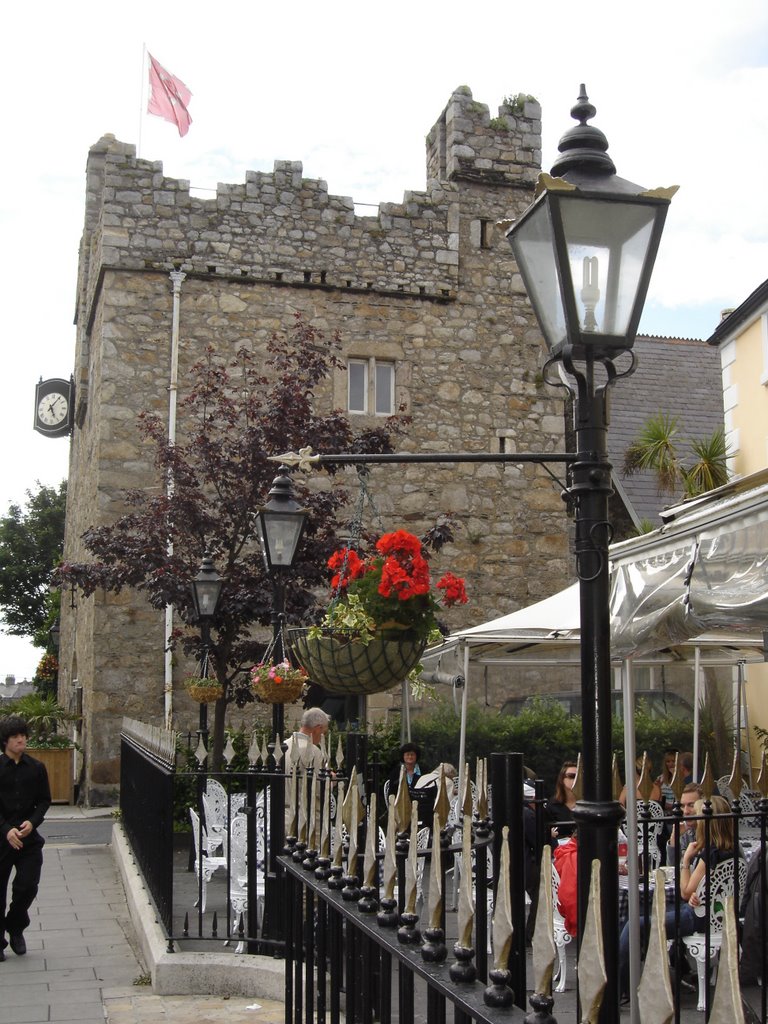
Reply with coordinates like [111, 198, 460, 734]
[546, 761, 578, 841]
[386, 742, 422, 799]
[618, 794, 742, 999]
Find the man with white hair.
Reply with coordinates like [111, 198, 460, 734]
[284, 707, 330, 771]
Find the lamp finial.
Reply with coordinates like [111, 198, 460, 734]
[550, 85, 616, 180]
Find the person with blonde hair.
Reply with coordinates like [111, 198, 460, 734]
[619, 792, 743, 1000]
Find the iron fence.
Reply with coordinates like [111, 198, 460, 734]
[119, 719, 768, 1023]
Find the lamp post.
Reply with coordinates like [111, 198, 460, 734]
[254, 465, 307, 943]
[506, 86, 674, 1022]
[190, 552, 225, 756]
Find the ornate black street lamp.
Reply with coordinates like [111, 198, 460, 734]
[506, 86, 675, 1021]
[255, 465, 308, 730]
[190, 552, 225, 754]
[254, 465, 307, 943]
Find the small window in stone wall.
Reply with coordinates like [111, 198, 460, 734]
[348, 358, 395, 416]
[480, 220, 494, 249]
[348, 359, 368, 413]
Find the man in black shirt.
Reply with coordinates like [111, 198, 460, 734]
[0, 715, 51, 960]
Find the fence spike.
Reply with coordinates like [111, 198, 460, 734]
[247, 731, 260, 766]
[223, 733, 236, 765]
[670, 752, 685, 803]
[638, 751, 655, 802]
[576, 859, 606, 1024]
[708, 896, 746, 1024]
[637, 868, 674, 1024]
[572, 754, 583, 801]
[531, 844, 555, 997]
[700, 753, 716, 800]
[212, 910, 218, 938]
[194, 735, 208, 766]
[611, 753, 623, 802]
[727, 748, 744, 800]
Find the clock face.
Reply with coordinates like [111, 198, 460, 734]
[37, 392, 69, 427]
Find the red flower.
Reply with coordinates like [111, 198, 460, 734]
[328, 548, 365, 591]
[436, 572, 468, 607]
[376, 530, 422, 558]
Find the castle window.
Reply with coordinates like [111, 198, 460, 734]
[348, 358, 395, 415]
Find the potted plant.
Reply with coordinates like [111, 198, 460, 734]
[184, 676, 224, 704]
[287, 529, 467, 696]
[2, 693, 78, 804]
[251, 660, 308, 704]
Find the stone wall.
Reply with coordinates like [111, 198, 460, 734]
[60, 87, 572, 804]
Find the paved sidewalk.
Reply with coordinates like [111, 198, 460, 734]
[0, 809, 284, 1024]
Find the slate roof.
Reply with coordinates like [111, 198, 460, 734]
[608, 335, 724, 526]
[0, 678, 35, 703]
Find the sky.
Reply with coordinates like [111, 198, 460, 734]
[1, 0, 767, 680]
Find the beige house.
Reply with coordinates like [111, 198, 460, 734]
[708, 278, 768, 770]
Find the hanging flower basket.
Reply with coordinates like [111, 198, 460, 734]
[286, 627, 426, 696]
[250, 660, 308, 704]
[185, 677, 224, 703]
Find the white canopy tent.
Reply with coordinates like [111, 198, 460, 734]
[424, 471, 768, 781]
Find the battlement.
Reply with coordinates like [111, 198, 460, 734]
[426, 86, 541, 187]
[79, 89, 541, 322]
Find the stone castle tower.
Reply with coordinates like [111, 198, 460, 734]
[61, 87, 571, 804]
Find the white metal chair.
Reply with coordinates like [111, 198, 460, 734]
[681, 856, 748, 1011]
[226, 813, 266, 952]
[188, 806, 226, 912]
[202, 779, 246, 855]
[636, 800, 665, 874]
[551, 862, 573, 993]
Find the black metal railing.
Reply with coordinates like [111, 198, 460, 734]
[120, 722, 768, 1023]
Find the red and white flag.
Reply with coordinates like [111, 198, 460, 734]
[147, 53, 192, 137]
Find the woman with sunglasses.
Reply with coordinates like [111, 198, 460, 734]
[547, 761, 578, 841]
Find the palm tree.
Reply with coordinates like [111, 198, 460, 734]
[623, 412, 730, 498]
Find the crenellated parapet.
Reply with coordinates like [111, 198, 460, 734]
[426, 85, 541, 187]
[79, 136, 464, 325]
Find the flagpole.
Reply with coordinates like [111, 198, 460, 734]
[138, 44, 147, 158]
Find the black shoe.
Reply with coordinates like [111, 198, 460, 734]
[0, 949, 5, 962]
[620, 991, 630, 1006]
[9, 933, 26, 956]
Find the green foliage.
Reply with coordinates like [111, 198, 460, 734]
[623, 413, 681, 492]
[2, 692, 76, 746]
[0, 481, 66, 643]
[754, 724, 768, 753]
[365, 698, 695, 793]
[502, 93, 537, 114]
[685, 430, 729, 495]
[623, 414, 729, 499]
[633, 518, 656, 536]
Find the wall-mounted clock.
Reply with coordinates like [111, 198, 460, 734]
[34, 377, 74, 438]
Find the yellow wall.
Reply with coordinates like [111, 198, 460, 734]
[721, 313, 768, 774]
[728, 317, 768, 476]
